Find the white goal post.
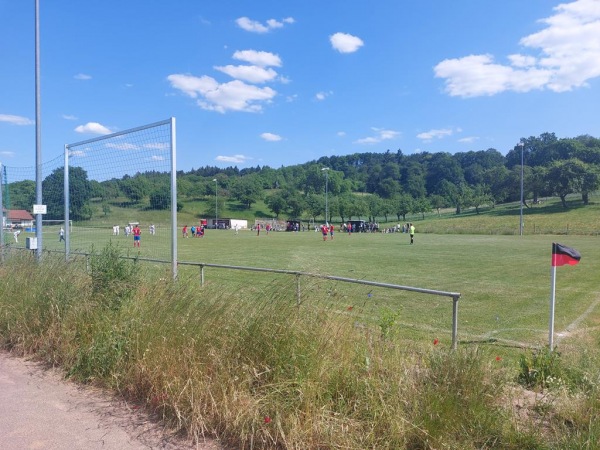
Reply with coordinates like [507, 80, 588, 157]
[64, 118, 177, 279]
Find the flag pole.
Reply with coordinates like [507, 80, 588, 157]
[548, 242, 581, 351]
[549, 262, 557, 351]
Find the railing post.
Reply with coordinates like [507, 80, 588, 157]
[452, 295, 459, 350]
[200, 264, 205, 287]
[296, 274, 301, 306]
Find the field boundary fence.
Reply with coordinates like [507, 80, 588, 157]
[4, 247, 462, 349]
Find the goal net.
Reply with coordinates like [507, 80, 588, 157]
[64, 118, 177, 276]
[1, 155, 64, 246]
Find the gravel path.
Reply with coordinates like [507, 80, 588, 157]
[0, 351, 221, 450]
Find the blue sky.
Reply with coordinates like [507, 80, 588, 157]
[1, 0, 600, 172]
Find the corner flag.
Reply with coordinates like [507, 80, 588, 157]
[552, 242, 581, 267]
[549, 242, 581, 351]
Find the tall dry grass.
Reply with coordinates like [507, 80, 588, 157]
[1, 250, 599, 448]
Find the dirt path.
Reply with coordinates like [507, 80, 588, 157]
[0, 351, 221, 450]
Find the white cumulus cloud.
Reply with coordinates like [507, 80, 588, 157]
[260, 132, 282, 142]
[435, 0, 600, 97]
[330, 32, 364, 53]
[214, 65, 278, 83]
[0, 114, 33, 125]
[216, 154, 251, 164]
[315, 91, 333, 101]
[74, 73, 92, 80]
[168, 49, 281, 113]
[74, 122, 112, 135]
[417, 128, 455, 142]
[106, 142, 138, 150]
[354, 128, 399, 145]
[236, 16, 295, 33]
[233, 50, 282, 67]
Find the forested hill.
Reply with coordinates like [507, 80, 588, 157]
[6, 132, 600, 222]
[183, 132, 600, 218]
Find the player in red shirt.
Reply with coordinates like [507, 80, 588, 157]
[132, 224, 141, 247]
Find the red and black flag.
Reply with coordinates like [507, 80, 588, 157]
[552, 243, 581, 267]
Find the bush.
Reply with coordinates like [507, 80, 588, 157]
[518, 348, 564, 390]
[90, 242, 139, 310]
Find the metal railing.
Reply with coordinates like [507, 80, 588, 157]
[3, 247, 462, 349]
[177, 260, 461, 350]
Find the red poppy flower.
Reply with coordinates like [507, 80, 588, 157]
[496, 356, 502, 361]
[264, 416, 272, 424]
[433, 339, 439, 345]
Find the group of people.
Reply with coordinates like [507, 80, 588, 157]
[255, 223, 273, 236]
[320, 224, 335, 241]
[113, 224, 142, 246]
[182, 224, 205, 238]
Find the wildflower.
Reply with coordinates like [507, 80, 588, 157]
[496, 356, 502, 361]
[433, 338, 439, 345]
[347, 306, 353, 311]
[264, 416, 272, 424]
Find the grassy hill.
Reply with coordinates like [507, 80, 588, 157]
[171, 191, 600, 236]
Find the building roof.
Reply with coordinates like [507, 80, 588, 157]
[7, 210, 34, 221]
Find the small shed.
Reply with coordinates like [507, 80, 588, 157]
[5, 209, 34, 229]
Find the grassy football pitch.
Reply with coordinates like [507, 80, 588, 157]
[22, 225, 600, 350]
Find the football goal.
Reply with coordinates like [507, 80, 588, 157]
[64, 118, 177, 278]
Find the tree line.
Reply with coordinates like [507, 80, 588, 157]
[4, 132, 600, 223]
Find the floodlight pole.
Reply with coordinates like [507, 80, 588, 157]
[518, 142, 524, 236]
[35, 0, 43, 260]
[322, 167, 329, 224]
[213, 178, 217, 228]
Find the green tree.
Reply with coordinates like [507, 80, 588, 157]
[231, 176, 263, 209]
[401, 161, 427, 198]
[177, 178, 193, 198]
[120, 176, 149, 203]
[366, 195, 383, 222]
[347, 196, 368, 219]
[413, 197, 432, 220]
[43, 166, 92, 221]
[305, 193, 325, 222]
[149, 189, 170, 210]
[392, 194, 413, 221]
[265, 192, 287, 218]
[529, 166, 549, 204]
[337, 193, 355, 223]
[439, 181, 473, 215]
[581, 166, 600, 205]
[545, 159, 586, 208]
[285, 190, 306, 218]
[429, 194, 446, 216]
[99, 179, 121, 200]
[380, 198, 395, 222]
[471, 185, 493, 214]
[6, 180, 35, 210]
